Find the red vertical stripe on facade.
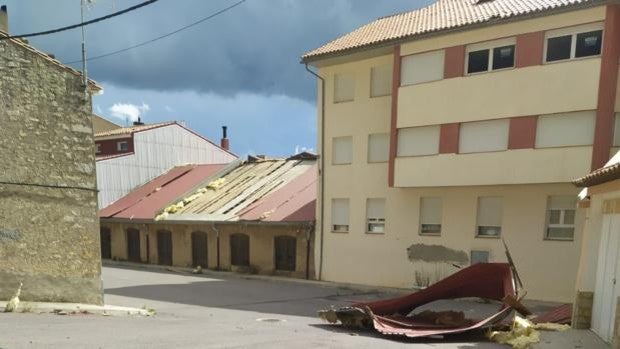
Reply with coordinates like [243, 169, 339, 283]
[439, 123, 460, 154]
[515, 32, 544, 68]
[592, 5, 620, 170]
[388, 45, 401, 188]
[508, 116, 538, 149]
[444, 45, 466, 79]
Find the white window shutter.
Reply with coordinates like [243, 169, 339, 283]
[332, 199, 349, 226]
[397, 125, 440, 157]
[368, 133, 389, 163]
[420, 197, 442, 225]
[477, 197, 503, 227]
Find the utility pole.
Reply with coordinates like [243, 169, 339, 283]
[80, 0, 88, 94]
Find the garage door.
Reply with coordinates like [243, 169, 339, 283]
[592, 214, 620, 343]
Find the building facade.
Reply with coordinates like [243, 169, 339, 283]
[303, 0, 620, 302]
[0, 11, 103, 304]
[95, 122, 237, 209]
[100, 156, 317, 279]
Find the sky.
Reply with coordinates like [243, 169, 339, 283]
[3, 0, 433, 157]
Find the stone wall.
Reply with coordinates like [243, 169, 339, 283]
[0, 39, 103, 304]
[103, 221, 316, 280]
[572, 291, 594, 329]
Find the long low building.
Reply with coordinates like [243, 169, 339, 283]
[99, 154, 317, 279]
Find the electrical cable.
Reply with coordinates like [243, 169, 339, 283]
[0, 0, 160, 41]
[63, 0, 247, 65]
[0, 180, 99, 193]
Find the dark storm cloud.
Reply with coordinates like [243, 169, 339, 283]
[3, 0, 432, 101]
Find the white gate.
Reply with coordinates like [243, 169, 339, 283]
[592, 214, 620, 342]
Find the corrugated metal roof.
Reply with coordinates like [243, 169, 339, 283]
[99, 164, 226, 220]
[302, 0, 596, 62]
[161, 159, 317, 222]
[94, 121, 176, 138]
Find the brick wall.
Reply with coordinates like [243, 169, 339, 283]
[0, 39, 102, 304]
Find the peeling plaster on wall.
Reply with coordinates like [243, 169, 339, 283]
[407, 244, 469, 265]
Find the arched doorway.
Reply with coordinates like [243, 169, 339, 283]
[157, 230, 173, 266]
[191, 231, 208, 268]
[126, 228, 141, 262]
[230, 233, 249, 267]
[274, 236, 297, 271]
[100, 227, 111, 260]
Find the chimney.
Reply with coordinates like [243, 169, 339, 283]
[220, 126, 230, 151]
[133, 117, 144, 126]
[0, 6, 8, 34]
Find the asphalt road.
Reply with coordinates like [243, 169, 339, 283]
[0, 265, 610, 348]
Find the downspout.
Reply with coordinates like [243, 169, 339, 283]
[305, 223, 314, 280]
[304, 64, 325, 281]
[211, 223, 221, 270]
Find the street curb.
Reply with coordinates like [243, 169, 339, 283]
[103, 260, 411, 295]
[0, 300, 152, 316]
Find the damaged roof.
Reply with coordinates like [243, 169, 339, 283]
[159, 158, 317, 223]
[100, 164, 227, 220]
[94, 121, 177, 138]
[302, 0, 598, 62]
[101, 156, 317, 223]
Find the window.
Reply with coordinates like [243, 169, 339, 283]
[334, 72, 355, 103]
[332, 136, 352, 165]
[96, 143, 102, 154]
[401, 50, 445, 86]
[117, 141, 129, 151]
[476, 197, 502, 238]
[471, 250, 490, 264]
[614, 113, 620, 147]
[546, 196, 577, 240]
[459, 119, 509, 153]
[332, 199, 350, 233]
[545, 23, 603, 63]
[397, 125, 440, 157]
[368, 133, 389, 163]
[370, 65, 392, 97]
[466, 38, 515, 74]
[366, 198, 386, 233]
[535, 111, 595, 148]
[420, 197, 442, 235]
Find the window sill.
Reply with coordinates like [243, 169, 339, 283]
[475, 235, 501, 239]
[333, 99, 354, 104]
[330, 231, 349, 234]
[419, 233, 441, 237]
[331, 162, 352, 166]
[543, 237, 574, 242]
[366, 231, 385, 235]
[370, 93, 391, 99]
[543, 54, 601, 65]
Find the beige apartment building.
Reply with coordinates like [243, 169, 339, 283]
[302, 0, 620, 302]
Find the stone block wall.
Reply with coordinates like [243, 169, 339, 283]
[0, 39, 102, 304]
[572, 291, 594, 329]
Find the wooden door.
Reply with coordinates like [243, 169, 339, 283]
[274, 236, 296, 271]
[100, 227, 111, 260]
[230, 233, 249, 267]
[126, 228, 141, 263]
[157, 231, 173, 266]
[191, 232, 208, 268]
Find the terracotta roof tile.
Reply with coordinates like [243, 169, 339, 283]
[94, 121, 176, 138]
[302, 0, 596, 61]
[573, 162, 620, 187]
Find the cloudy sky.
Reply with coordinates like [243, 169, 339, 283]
[4, 0, 432, 156]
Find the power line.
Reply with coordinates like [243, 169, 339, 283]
[63, 0, 247, 65]
[0, 0, 160, 41]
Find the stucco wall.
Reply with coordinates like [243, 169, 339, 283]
[0, 40, 102, 304]
[103, 222, 315, 280]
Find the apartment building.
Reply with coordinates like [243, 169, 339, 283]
[302, 0, 620, 302]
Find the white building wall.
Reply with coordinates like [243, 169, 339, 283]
[96, 124, 236, 208]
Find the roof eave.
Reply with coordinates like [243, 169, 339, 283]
[301, 0, 611, 65]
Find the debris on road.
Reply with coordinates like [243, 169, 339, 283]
[3, 282, 22, 313]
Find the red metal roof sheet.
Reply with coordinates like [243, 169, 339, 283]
[99, 164, 226, 220]
[238, 163, 317, 222]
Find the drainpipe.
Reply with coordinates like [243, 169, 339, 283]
[212, 223, 220, 270]
[305, 64, 325, 281]
[305, 223, 314, 280]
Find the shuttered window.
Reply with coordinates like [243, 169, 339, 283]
[334, 72, 355, 103]
[397, 125, 440, 157]
[459, 119, 509, 153]
[368, 133, 389, 163]
[332, 136, 352, 165]
[401, 50, 445, 86]
[476, 197, 502, 238]
[370, 65, 392, 97]
[366, 198, 386, 234]
[535, 111, 595, 148]
[332, 199, 350, 233]
[546, 196, 577, 240]
[420, 197, 442, 235]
